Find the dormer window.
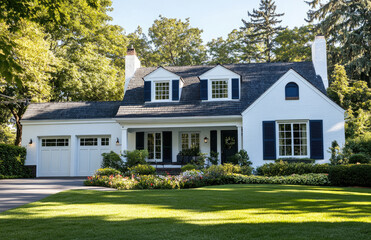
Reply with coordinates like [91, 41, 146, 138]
[155, 81, 170, 100]
[143, 67, 182, 103]
[211, 79, 229, 99]
[199, 65, 241, 101]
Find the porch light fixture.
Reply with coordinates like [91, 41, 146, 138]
[204, 137, 208, 143]
[116, 138, 120, 144]
[29, 139, 33, 145]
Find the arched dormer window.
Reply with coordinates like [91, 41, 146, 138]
[285, 82, 299, 100]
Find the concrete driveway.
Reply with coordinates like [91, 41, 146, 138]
[0, 178, 114, 213]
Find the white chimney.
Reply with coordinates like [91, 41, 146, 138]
[312, 36, 328, 89]
[124, 47, 141, 93]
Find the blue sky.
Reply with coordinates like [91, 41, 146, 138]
[109, 0, 311, 42]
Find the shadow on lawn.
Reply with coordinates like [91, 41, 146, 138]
[0, 215, 370, 240]
[26, 184, 371, 219]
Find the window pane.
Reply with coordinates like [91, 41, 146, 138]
[155, 82, 170, 100]
[155, 133, 161, 159]
[181, 133, 189, 151]
[101, 138, 109, 146]
[211, 80, 228, 99]
[191, 133, 200, 149]
[147, 133, 154, 159]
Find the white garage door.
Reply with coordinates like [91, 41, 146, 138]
[39, 138, 70, 177]
[77, 137, 110, 176]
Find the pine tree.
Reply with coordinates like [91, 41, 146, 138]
[241, 0, 285, 62]
[306, 0, 371, 84]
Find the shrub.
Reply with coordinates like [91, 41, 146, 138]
[129, 164, 156, 175]
[0, 144, 30, 177]
[227, 150, 252, 166]
[345, 132, 371, 159]
[207, 151, 219, 165]
[328, 164, 371, 187]
[181, 164, 197, 172]
[328, 140, 350, 165]
[124, 150, 149, 168]
[275, 158, 315, 163]
[256, 161, 330, 176]
[95, 168, 121, 176]
[101, 151, 125, 171]
[349, 153, 369, 164]
[240, 165, 253, 175]
[178, 147, 200, 157]
[222, 163, 241, 174]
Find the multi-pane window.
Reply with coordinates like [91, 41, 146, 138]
[42, 138, 69, 147]
[181, 133, 200, 151]
[155, 82, 170, 100]
[212, 80, 228, 99]
[147, 133, 162, 160]
[278, 123, 308, 157]
[101, 138, 109, 146]
[80, 138, 98, 146]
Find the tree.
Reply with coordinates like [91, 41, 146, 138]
[327, 65, 371, 138]
[306, 0, 371, 84]
[273, 25, 314, 62]
[241, 0, 285, 62]
[148, 15, 206, 66]
[0, 21, 55, 145]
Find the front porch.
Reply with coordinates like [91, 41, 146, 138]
[118, 116, 243, 168]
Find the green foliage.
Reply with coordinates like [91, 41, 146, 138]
[129, 164, 156, 175]
[275, 158, 315, 164]
[178, 147, 200, 157]
[256, 161, 330, 176]
[0, 143, 30, 177]
[207, 151, 219, 165]
[345, 132, 371, 159]
[241, 0, 285, 62]
[328, 164, 371, 187]
[273, 25, 314, 62]
[95, 168, 121, 176]
[306, 0, 371, 82]
[0, 123, 16, 144]
[124, 150, 149, 168]
[148, 15, 206, 66]
[349, 154, 369, 164]
[101, 151, 124, 171]
[328, 140, 350, 165]
[181, 164, 197, 172]
[127, 26, 157, 67]
[226, 149, 252, 166]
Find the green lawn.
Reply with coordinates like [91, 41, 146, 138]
[0, 185, 370, 240]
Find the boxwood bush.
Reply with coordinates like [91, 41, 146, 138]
[129, 164, 156, 175]
[181, 164, 197, 172]
[348, 153, 369, 164]
[328, 164, 371, 187]
[0, 144, 30, 178]
[95, 168, 121, 176]
[256, 161, 330, 176]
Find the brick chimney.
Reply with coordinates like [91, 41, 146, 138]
[312, 36, 328, 89]
[125, 46, 141, 93]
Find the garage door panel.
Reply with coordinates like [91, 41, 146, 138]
[39, 138, 70, 177]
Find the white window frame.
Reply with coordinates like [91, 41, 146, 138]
[179, 132, 200, 151]
[276, 121, 310, 158]
[145, 132, 162, 162]
[208, 78, 231, 101]
[152, 80, 171, 102]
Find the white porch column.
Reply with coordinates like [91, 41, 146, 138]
[121, 127, 128, 160]
[237, 125, 242, 151]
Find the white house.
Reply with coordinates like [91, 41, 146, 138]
[21, 36, 345, 177]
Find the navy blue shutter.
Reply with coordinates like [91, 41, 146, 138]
[172, 79, 179, 101]
[136, 132, 144, 150]
[232, 78, 239, 99]
[200, 79, 208, 100]
[310, 120, 324, 159]
[162, 131, 172, 163]
[263, 121, 276, 160]
[210, 130, 217, 153]
[144, 81, 151, 101]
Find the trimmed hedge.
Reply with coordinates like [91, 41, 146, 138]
[349, 153, 369, 164]
[0, 144, 30, 177]
[256, 161, 330, 176]
[275, 158, 315, 163]
[328, 164, 371, 187]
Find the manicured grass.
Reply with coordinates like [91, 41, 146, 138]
[0, 185, 370, 240]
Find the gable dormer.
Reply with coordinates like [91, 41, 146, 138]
[143, 67, 183, 102]
[199, 65, 241, 101]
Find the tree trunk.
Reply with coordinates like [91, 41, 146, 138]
[14, 117, 22, 146]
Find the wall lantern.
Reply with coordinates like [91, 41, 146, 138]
[116, 138, 120, 144]
[204, 137, 208, 143]
[29, 139, 33, 145]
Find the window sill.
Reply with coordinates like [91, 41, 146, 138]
[285, 97, 299, 100]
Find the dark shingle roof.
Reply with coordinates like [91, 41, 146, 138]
[22, 101, 121, 120]
[116, 62, 325, 118]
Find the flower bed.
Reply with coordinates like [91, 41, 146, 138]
[84, 170, 330, 190]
